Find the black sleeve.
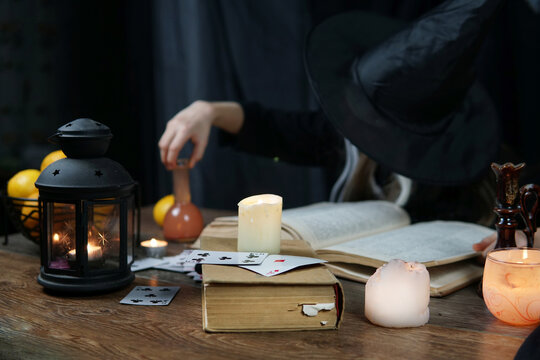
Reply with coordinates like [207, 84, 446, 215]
[219, 102, 344, 168]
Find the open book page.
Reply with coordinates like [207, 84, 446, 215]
[324, 260, 483, 297]
[318, 221, 494, 267]
[281, 201, 410, 250]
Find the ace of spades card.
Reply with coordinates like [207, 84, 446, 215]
[120, 286, 180, 306]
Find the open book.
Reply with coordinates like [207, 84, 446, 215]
[213, 201, 493, 296]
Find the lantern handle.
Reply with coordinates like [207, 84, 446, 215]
[48, 132, 61, 145]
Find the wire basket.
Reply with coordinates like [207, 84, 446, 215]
[2, 192, 41, 244]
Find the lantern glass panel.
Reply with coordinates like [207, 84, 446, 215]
[127, 197, 135, 266]
[88, 201, 120, 271]
[47, 202, 77, 271]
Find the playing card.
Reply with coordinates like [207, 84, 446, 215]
[154, 250, 196, 272]
[187, 271, 202, 282]
[185, 250, 268, 265]
[240, 255, 326, 277]
[120, 286, 180, 306]
[174, 249, 194, 261]
[154, 258, 195, 273]
[130, 257, 165, 272]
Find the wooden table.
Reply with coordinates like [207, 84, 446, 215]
[0, 207, 536, 359]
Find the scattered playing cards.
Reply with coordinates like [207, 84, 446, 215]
[240, 255, 326, 277]
[129, 250, 320, 279]
[120, 286, 180, 306]
[185, 250, 268, 265]
[130, 257, 165, 272]
[154, 250, 196, 273]
[131, 250, 195, 273]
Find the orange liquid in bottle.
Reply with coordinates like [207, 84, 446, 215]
[162, 160, 204, 242]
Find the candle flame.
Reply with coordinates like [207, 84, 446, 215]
[150, 238, 157, 247]
[86, 243, 101, 250]
[53, 233, 60, 242]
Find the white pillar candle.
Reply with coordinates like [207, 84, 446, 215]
[365, 259, 430, 328]
[237, 194, 282, 254]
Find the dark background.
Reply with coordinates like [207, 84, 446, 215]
[1, 0, 540, 235]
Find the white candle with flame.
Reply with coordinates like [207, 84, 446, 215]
[365, 259, 430, 328]
[67, 244, 103, 262]
[140, 238, 168, 258]
[237, 194, 282, 254]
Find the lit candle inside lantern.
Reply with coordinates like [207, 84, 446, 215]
[365, 259, 430, 328]
[51, 233, 63, 257]
[140, 238, 168, 258]
[483, 248, 540, 326]
[237, 194, 282, 254]
[67, 244, 103, 262]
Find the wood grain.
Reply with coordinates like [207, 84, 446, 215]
[0, 206, 537, 359]
[0, 250, 534, 360]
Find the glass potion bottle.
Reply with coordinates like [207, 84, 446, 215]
[163, 159, 204, 242]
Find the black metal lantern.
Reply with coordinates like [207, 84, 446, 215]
[35, 119, 139, 293]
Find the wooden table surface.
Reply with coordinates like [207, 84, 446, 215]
[0, 207, 537, 360]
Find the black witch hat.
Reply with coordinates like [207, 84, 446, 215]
[305, 0, 504, 185]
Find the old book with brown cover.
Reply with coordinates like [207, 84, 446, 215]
[200, 229, 344, 333]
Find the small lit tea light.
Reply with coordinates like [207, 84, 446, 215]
[67, 244, 103, 262]
[365, 259, 430, 328]
[237, 194, 282, 254]
[141, 238, 168, 258]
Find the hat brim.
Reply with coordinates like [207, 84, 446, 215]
[305, 11, 500, 185]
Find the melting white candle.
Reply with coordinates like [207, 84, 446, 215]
[237, 194, 282, 254]
[365, 259, 430, 328]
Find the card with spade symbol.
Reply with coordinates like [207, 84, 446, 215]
[185, 250, 268, 265]
[120, 286, 180, 306]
